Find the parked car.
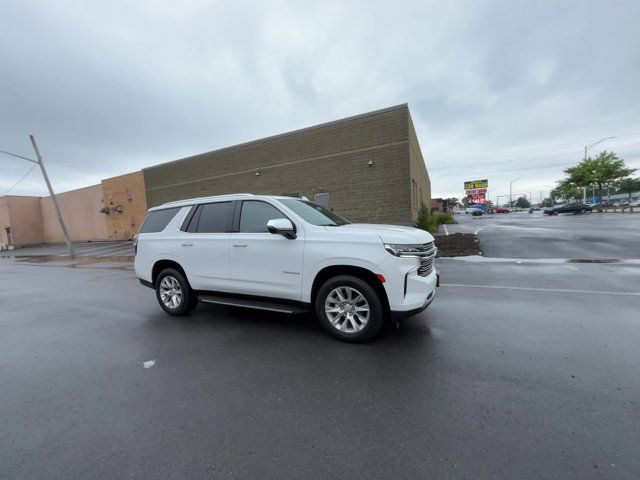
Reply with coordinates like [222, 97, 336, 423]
[495, 208, 509, 214]
[134, 194, 438, 343]
[465, 207, 483, 215]
[543, 203, 593, 215]
[629, 200, 640, 207]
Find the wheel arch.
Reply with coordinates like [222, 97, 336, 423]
[152, 259, 190, 288]
[311, 265, 390, 314]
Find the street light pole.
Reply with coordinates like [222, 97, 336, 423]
[509, 178, 520, 208]
[1, 137, 74, 255]
[584, 136, 615, 161]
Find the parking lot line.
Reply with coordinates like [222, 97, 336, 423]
[441, 283, 640, 297]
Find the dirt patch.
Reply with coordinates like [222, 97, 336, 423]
[435, 233, 481, 257]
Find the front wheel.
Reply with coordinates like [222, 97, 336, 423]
[315, 275, 384, 343]
[155, 268, 194, 316]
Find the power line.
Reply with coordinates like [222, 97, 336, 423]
[431, 144, 640, 171]
[433, 152, 640, 178]
[1, 164, 37, 195]
[430, 131, 640, 164]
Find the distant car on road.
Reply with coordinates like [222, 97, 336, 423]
[543, 203, 592, 215]
[495, 208, 509, 214]
[465, 207, 483, 215]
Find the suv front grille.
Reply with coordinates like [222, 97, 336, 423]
[416, 242, 436, 277]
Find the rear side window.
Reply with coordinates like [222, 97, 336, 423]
[196, 202, 234, 233]
[139, 207, 180, 233]
[239, 201, 285, 233]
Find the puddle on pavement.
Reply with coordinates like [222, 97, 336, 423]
[567, 259, 622, 264]
[6, 255, 134, 270]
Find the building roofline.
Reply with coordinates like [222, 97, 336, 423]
[143, 103, 409, 171]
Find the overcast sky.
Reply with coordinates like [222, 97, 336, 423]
[1, 0, 639, 203]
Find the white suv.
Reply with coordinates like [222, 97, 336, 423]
[134, 194, 438, 342]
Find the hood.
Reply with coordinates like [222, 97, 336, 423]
[332, 223, 434, 244]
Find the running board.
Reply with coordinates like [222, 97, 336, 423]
[198, 294, 309, 314]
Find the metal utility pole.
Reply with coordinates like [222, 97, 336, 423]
[28, 135, 74, 255]
[509, 178, 520, 208]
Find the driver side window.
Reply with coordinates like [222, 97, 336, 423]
[239, 201, 285, 233]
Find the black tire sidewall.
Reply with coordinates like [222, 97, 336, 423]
[315, 275, 384, 343]
[155, 268, 192, 316]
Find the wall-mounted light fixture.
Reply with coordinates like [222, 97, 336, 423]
[256, 168, 262, 176]
[368, 160, 373, 167]
[112, 205, 123, 213]
[99, 207, 110, 214]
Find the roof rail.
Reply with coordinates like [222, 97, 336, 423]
[160, 193, 253, 207]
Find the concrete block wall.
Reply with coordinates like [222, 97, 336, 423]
[143, 104, 428, 225]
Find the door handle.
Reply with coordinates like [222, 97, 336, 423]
[181, 243, 194, 247]
[232, 242, 247, 248]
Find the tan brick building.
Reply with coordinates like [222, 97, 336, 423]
[1, 104, 430, 248]
[101, 171, 148, 240]
[143, 104, 430, 226]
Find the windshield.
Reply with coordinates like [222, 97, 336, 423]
[279, 199, 350, 226]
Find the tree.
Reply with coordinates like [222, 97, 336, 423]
[515, 196, 531, 208]
[550, 179, 578, 202]
[616, 177, 640, 200]
[461, 197, 469, 207]
[445, 197, 460, 208]
[565, 151, 636, 200]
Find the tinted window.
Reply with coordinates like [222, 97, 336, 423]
[139, 207, 180, 233]
[185, 205, 202, 233]
[239, 201, 285, 233]
[197, 202, 234, 233]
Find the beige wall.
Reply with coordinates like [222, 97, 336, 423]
[40, 185, 108, 243]
[0, 196, 44, 247]
[101, 171, 148, 240]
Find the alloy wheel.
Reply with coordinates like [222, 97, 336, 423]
[324, 286, 370, 333]
[159, 275, 183, 309]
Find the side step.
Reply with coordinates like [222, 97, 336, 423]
[199, 294, 309, 314]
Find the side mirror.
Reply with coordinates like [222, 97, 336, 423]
[267, 218, 296, 239]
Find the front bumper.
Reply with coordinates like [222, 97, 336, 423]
[390, 270, 439, 320]
[379, 252, 439, 314]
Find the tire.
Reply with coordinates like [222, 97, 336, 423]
[155, 268, 193, 316]
[315, 275, 384, 343]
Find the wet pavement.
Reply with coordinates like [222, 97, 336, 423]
[4, 240, 134, 258]
[1, 223, 640, 479]
[444, 211, 640, 259]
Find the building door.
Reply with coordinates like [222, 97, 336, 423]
[314, 193, 330, 208]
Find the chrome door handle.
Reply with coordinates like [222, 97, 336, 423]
[232, 242, 247, 248]
[181, 243, 194, 247]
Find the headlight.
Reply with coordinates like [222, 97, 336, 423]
[384, 244, 426, 257]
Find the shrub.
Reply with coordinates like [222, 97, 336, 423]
[414, 203, 456, 233]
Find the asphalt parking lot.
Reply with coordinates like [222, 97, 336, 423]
[1, 214, 639, 479]
[447, 210, 640, 259]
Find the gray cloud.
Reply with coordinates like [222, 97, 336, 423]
[1, 0, 639, 201]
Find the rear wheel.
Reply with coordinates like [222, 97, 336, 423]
[315, 275, 384, 343]
[155, 268, 193, 316]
